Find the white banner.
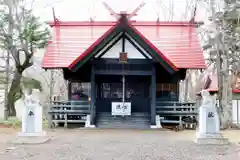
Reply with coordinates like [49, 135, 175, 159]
[111, 102, 131, 116]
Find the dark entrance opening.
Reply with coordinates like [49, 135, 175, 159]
[96, 75, 151, 114]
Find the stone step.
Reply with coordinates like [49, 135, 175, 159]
[97, 115, 150, 119]
[98, 112, 150, 117]
[97, 124, 150, 129]
[96, 112, 150, 129]
[97, 124, 150, 128]
[97, 119, 150, 123]
[96, 118, 150, 122]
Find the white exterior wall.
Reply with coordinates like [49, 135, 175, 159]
[232, 100, 240, 124]
[95, 37, 151, 59]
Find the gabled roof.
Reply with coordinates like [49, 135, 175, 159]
[42, 20, 206, 70]
[198, 73, 240, 94]
[68, 18, 178, 73]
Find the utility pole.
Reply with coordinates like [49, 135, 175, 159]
[3, 0, 13, 120]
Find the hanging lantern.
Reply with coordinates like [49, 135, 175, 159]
[119, 52, 128, 63]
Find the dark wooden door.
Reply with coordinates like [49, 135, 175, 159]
[96, 75, 150, 113]
[125, 76, 150, 113]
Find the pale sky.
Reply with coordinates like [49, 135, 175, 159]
[29, 0, 212, 22]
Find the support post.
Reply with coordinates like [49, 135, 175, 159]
[48, 70, 54, 128]
[90, 65, 96, 125]
[151, 65, 156, 125]
[68, 81, 72, 100]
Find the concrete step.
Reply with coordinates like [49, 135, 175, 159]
[97, 124, 150, 129]
[96, 112, 150, 129]
[96, 118, 150, 123]
[98, 112, 150, 117]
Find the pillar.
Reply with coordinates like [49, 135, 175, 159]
[68, 81, 72, 101]
[90, 65, 96, 125]
[151, 65, 156, 125]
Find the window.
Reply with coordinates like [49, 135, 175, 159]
[101, 83, 111, 98]
[100, 82, 147, 99]
[71, 82, 91, 99]
[156, 83, 178, 100]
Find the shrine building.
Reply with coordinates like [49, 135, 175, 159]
[42, 12, 206, 129]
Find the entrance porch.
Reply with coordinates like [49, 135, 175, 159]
[95, 75, 151, 114]
[63, 58, 159, 128]
[95, 74, 152, 128]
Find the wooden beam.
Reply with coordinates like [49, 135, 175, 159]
[95, 70, 152, 76]
[90, 65, 96, 125]
[151, 65, 156, 125]
[97, 33, 123, 58]
[122, 34, 125, 52]
[68, 81, 72, 100]
[93, 58, 153, 65]
[125, 26, 176, 74]
[124, 35, 150, 59]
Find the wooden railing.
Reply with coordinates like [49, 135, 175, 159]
[156, 101, 198, 129]
[48, 100, 90, 128]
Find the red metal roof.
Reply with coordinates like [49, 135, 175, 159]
[42, 21, 206, 69]
[200, 74, 240, 93]
[68, 23, 119, 70]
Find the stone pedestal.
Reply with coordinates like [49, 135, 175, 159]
[20, 101, 43, 134]
[151, 115, 163, 129]
[14, 89, 50, 144]
[196, 132, 229, 145]
[195, 90, 229, 145]
[85, 115, 96, 128]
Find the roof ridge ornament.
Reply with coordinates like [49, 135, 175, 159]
[52, 7, 60, 25]
[102, 1, 146, 21]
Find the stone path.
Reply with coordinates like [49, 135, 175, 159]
[0, 128, 239, 160]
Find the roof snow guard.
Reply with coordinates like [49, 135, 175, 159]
[42, 14, 206, 71]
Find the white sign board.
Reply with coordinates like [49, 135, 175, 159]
[26, 104, 36, 133]
[111, 102, 131, 116]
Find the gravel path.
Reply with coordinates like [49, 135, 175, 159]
[0, 129, 239, 160]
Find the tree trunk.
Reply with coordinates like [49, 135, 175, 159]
[184, 73, 189, 102]
[7, 70, 22, 117]
[218, 105, 231, 129]
[218, 55, 232, 129]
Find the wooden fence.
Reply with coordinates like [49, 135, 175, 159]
[156, 101, 198, 129]
[48, 100, 90, 128]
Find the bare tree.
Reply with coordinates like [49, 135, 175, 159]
[0, 0, 50, 117]
[201, 0, 240, 129]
